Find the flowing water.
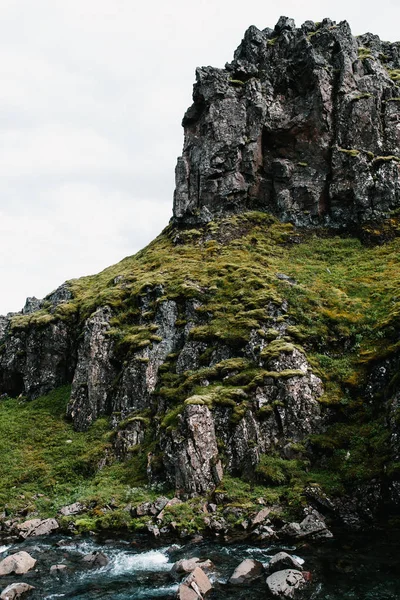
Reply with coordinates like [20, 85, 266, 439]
[0, 529, 399, 599]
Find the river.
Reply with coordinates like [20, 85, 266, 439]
[0, 528, 399, 599]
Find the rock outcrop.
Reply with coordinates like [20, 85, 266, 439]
[173, 17, 400, 227]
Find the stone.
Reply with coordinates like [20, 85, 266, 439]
[251, 507, 271, 526]
[82, 552, 109, 568]
[0, 552, 36, 576]
[171, 558, 213, 580]
[229, 558, 264, 584]
[298, 511, 333, 539]
[59, 502, 85, 516]
[266, 569, 305, 598]
[157, 497, 183, 520]
[135, 501, 153, 516]
[147, 525, 160, 537]
[267, 552, 303, 574]
[0, 583, 35, 600]
[184, 567, 212, 596]
[177, 585, 198, 600]
[17, 518, 59, 539]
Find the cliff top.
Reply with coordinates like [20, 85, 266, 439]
[173, 16, 400, 227]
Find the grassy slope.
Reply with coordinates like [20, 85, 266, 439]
[2, 212, 400, 529]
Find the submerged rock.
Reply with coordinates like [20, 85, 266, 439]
[82, 552, 109, 568]
[50, 564, 68, 574]
[0, 583, 35, 600]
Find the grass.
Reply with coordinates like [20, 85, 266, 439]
[358, 47, 372, 60]
[0, 386, 159, 519]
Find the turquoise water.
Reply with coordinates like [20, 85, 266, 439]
[0, 530, 399, 599]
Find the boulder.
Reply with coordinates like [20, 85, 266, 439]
[298, 510, 333, 539]
[82, 552, 109, 568]
[229, 558, 264, 584]
[157, 497, 183, 520]
[251, 507, 271, 527]
[280, 509, 332, 540]
[178, 567, 212, 599]
[178, 585, 198, 600]
[17, 518, 59, 539]
[0, 552, 36, 576]
[135, 497, 169, 517]
[266, 570, 305, 598]
[171, 558, 213, 580]
[59, 502, 85, 516]
[267, 552, 303, 574]
[0, 583, 35, 600]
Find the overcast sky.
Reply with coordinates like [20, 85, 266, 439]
[0, 0, 399, 315]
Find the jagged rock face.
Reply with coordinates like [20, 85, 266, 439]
[67, 306, 117, 430]
[162, 404, 223, 497]
[173, 17, 400, 227]
[67, 297, 183, 430]
[213, 348, 324, 475]
[0, 320, 76, 398]
[0, 283, 77, 397]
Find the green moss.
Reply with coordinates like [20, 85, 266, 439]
[338, 147, 361, 157]
[10, 311, 55, 331]
[256, 454, 308, 485]
[358, 47, 372, 60]
[387, 69, 400, 82]
[160, 497, 207, 533]
[373, 155, 400, 164]
[351, 93, 372, 101]
[260, 339, 299, 360]
[161, 405, 184, 429]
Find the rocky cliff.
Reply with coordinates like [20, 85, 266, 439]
[174, 17, 400, 227]
[1, 17, 400, 530]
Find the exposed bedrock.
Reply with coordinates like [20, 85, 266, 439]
[173, 17, 400, 227]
